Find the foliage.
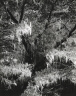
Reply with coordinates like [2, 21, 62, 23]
[0, 0, 76, 96]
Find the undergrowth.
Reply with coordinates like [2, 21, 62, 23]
[0, 63, 32, 96]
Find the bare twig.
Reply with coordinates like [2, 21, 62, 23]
[63, 24, 70, 32]
[68, 24, 76, 37]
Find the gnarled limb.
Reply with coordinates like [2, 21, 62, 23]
[0, 1, 18, 24]
[19, 0, 27, 23]
[54, 24, 76, 48]
[36, 0, 57, 38]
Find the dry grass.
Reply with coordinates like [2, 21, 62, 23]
[0, 63, 32, 78]
[46, 49, 74, 69]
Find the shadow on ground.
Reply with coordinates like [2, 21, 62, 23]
[42, 78, 76, 96]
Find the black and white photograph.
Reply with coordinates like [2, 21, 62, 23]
[0, 0, 76, 96]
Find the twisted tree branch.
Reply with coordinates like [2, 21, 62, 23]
[54, 24, 76, 48]
[0, 1, 18, 24]
[36, 0, 57, 38]
[19, 0, 27, 23]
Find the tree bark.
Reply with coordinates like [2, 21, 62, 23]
[21, 35, 35, 63]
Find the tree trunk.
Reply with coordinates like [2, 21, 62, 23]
[21, 35, 47, 74]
